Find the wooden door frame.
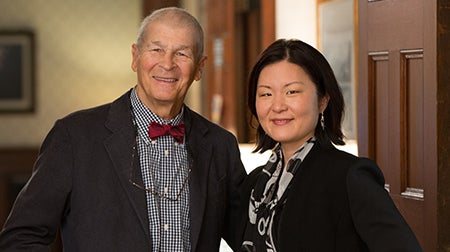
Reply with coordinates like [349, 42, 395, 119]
[436, 0, 450, 249]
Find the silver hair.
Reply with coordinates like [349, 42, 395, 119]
[135, 7, 204, 62]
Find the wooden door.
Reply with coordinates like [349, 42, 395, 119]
[358, 0, 450, 250]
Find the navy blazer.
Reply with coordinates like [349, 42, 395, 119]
[0, 90, 247, 252]
[240, 141, 422, 251]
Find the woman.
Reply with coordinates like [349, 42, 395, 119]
[240, 39, 422, 251]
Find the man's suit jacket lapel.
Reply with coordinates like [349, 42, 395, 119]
[184, 107, 212, 251]
[103, 92, 151, 241]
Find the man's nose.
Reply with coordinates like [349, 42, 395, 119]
[159, 52, 176, 70]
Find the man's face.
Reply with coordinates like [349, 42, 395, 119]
[131, 20, 206, 117]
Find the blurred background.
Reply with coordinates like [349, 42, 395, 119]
[1, 0, 448, 251]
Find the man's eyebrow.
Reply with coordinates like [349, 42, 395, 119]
[147, 41, 192, 51]
[148, 40, 162, 47]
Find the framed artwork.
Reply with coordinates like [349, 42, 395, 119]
[0, 31, 35, 113]
[317, 0, 357, 139]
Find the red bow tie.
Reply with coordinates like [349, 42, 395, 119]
[148, 122, 185, 143]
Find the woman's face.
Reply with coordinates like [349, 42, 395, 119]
[256, 60, 328, 153]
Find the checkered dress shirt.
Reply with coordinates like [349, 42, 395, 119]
[130, 89, 191, 251]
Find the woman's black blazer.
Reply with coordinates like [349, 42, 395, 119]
[240, 141, 422, 252]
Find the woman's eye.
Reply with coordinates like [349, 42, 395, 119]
[259, 93, 271, 97]
[287, 90, 299, 95]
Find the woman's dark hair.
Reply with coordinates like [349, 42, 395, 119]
[248, 39, 345, 153]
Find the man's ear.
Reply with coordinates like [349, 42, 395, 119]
[131, 44, 139, 72]
[194, 56, 208, 81]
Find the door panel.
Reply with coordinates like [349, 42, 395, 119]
[358, 0, 434, 250]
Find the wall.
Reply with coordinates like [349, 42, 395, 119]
[276, 0, 317, 47]
[0, 0, 140, 147]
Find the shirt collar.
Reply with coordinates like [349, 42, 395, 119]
[130, 87, 184, 142]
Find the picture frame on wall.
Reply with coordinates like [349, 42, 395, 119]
[0, 30, 34, 113]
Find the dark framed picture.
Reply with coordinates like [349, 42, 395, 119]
[0, 30, 35, 113]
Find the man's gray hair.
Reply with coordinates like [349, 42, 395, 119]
[136, 7, 204, 62]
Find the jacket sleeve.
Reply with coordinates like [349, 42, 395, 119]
[0, 120, 72, 251]
[347, 158, 423, 252]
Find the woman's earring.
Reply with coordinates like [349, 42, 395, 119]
[320, 113, 325, 131]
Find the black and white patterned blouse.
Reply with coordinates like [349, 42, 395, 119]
[242, 137, 316, 252]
